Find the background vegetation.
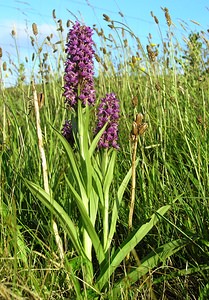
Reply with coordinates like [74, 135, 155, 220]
[0, 8, 209, 300]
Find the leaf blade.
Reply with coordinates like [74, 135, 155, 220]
[96, 204, 171, 290]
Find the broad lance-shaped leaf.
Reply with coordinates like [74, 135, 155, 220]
[89, 123, 107, 158]
[92, 169, 104, 207]
[65, 176, 105, 264]
[54, 126, 97, 209]
[53, 126, 106, 263]
[112, 238, 188, 296]
[52, 127, 86, 197]
[77, 102, 93, 199]
[105, 158, 139, 252]
[103, 150, 116, 194]
[96, 204, 171, 290]
[154, 264, 209, 284]
[24, 179, 86, 259]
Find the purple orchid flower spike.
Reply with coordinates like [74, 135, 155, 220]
[63, 21, 96, 108]
[95, 93, 120, 150]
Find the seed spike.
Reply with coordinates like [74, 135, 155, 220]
[94, 53, 101, 63]
[11, 29, 16, 36]
[32, 23, 38, 36]
[138, 123, 148, 135]
[103, 14, 111, 22]
[154, 16, 159, 24]
[132, 56, 136, 64]
[3, 62, 7, 71]
[132, 122, 138, 136]
[66, 20, 71, 27]
[132, 96, 138, 108]
[164, 7, 172, 26]
[135, 113, 143, 126]
[52, 9, 56, 19]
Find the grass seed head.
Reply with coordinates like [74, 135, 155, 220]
[151, 11, 159, 24]
[132, 96, 138, 107]
[155, 82, 161, 91]
[66, 20, 71, 27]
[135, 113, 143, 126]
[154, 16, 159, 24]
[0, 47, 2, 58]
[52, 9, 56, 19]
[138, 122, 148, 135]
[11, 29, 16, 36]
[3, 62, 7, 71]
[164, 8, 172, 26]
[132, 56, 137, 64]
[38, 93, 45, 108]
[163, 42, 168, 54]
[102, 47, 107, 54]
[132, 122, 138, 136]
[108, 24, 114, 29]
[103, 62, 108, 71]
[94, 53, 101, 62]
[124, 39, 128, 47]
[57, 20, 64, 32]
[147, 45, 156, 62]
[38, 47, 42, 54]
[103, 14, 111, 22]
[32, 23, 38, 36]
[30, 37, 35, 46]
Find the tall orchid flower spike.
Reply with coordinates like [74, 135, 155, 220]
[63, 21, 96, 108]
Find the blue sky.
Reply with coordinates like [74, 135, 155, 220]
[0, 0, 209, 85]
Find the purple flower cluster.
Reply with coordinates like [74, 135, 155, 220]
[62, 120, 74, 146]
[63, 21, 95, 108]
[62, 23, 120, 150]
[95, 93, 120, 149]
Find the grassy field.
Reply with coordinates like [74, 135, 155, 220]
[0, 9, 209, 300]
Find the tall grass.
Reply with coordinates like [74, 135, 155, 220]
[0, 8, 209, 299]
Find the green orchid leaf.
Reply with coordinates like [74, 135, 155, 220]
[96, 204, 171, 290]
[65, 176, 105, 264]
[113, 238, 188, 296]
[25, 179, 86, 259]
[89, 123, 108, 158]
[106, 159, 139, 251]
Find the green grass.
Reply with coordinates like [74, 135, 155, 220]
[1, 9, 209, 299]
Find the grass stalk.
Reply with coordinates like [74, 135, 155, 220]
[127, 113, 148, 239]
[32, 80, 64, 263]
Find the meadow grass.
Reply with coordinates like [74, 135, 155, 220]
[0, 9, 209, 299]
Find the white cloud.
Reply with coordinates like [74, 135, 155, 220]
[0, 19, 60, 44]
[0, 19, 63, 60]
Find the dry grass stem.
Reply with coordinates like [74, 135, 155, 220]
[32, 81, 64, 263]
